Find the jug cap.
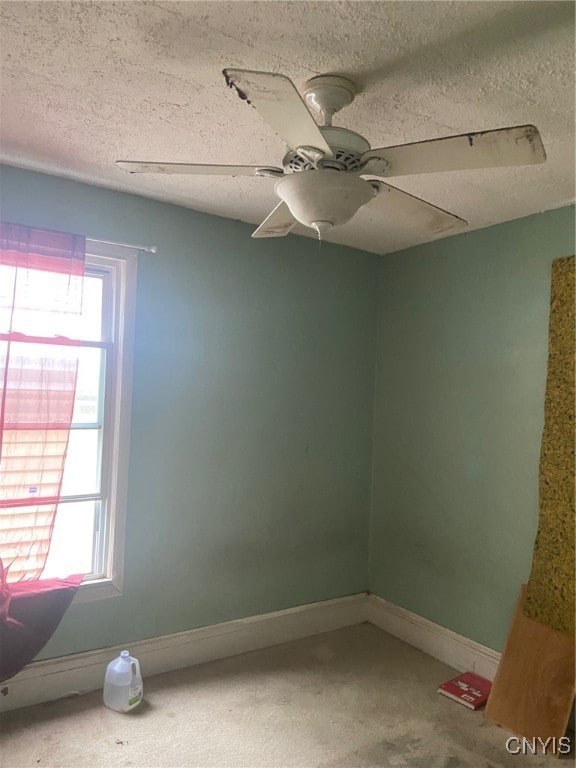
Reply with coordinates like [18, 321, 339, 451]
[121, 650, 130, 658]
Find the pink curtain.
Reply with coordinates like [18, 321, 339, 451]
[0, 221, 86, 681]
[0, 222, 86, 580]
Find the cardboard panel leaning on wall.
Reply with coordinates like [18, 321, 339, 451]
[524, 255, 575, 634]
[485, 585, 575, 745]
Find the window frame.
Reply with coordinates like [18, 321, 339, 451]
[70, 240, 137, 603]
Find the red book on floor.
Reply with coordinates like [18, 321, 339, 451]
[437, 671, 492, 710]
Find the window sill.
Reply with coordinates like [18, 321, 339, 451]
[73, 578, 123, 604]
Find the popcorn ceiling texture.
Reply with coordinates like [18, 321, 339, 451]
[0, 1, 574, 255]
[524, 255, 575, 635]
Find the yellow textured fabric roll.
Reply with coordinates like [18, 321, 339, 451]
[524, 255, 575, 635]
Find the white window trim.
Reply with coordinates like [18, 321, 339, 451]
[72, 240, 137, 603]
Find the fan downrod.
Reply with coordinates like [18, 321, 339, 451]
[303, 75, 357, 126]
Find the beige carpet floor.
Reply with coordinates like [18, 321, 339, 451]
[0, 623, 565, 767]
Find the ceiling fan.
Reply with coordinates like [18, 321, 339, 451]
[117, 69, 546, 240]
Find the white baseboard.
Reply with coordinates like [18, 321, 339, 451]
[1, 591, 502, 713]
[0, 593, 367, 713]
[367, 594, 501, 681]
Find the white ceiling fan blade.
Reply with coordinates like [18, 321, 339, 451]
[223, 69, 333, 157]
[116, 161, 284, 176]
[361, 125, 546, 177]
[365, 180, 468, 236]
[252, 202, 297, 238]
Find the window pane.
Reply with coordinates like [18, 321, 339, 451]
[72, 346, 104, 424]
[61, 429, 100, 496]
[0, 268, 103, 341]
[41, 500, 96, 578]
[0, 265, 16, 332]
[0, 340, 79, 428]
[74, 274, 104, 341]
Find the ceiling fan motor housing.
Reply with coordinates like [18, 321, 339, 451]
[275, 170, 377, 230]
[284, 127, 371, 172]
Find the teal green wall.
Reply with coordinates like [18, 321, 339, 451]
[2, 165, 574, 659]
[0, 165, 379, 658]
[369, 206, 575, 652]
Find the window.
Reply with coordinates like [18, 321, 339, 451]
[25, 241, 136, 600]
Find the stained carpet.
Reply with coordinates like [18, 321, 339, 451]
[0, 623, 562, 767]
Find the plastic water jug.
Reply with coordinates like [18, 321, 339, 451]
[103, 650, 143, 712]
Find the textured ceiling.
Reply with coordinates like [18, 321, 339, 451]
[0, 1, 574, 255]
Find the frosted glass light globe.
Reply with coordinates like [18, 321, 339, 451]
[275, 170, 376, 230]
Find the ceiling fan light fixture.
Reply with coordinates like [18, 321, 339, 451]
[275, 170, 376, 230]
